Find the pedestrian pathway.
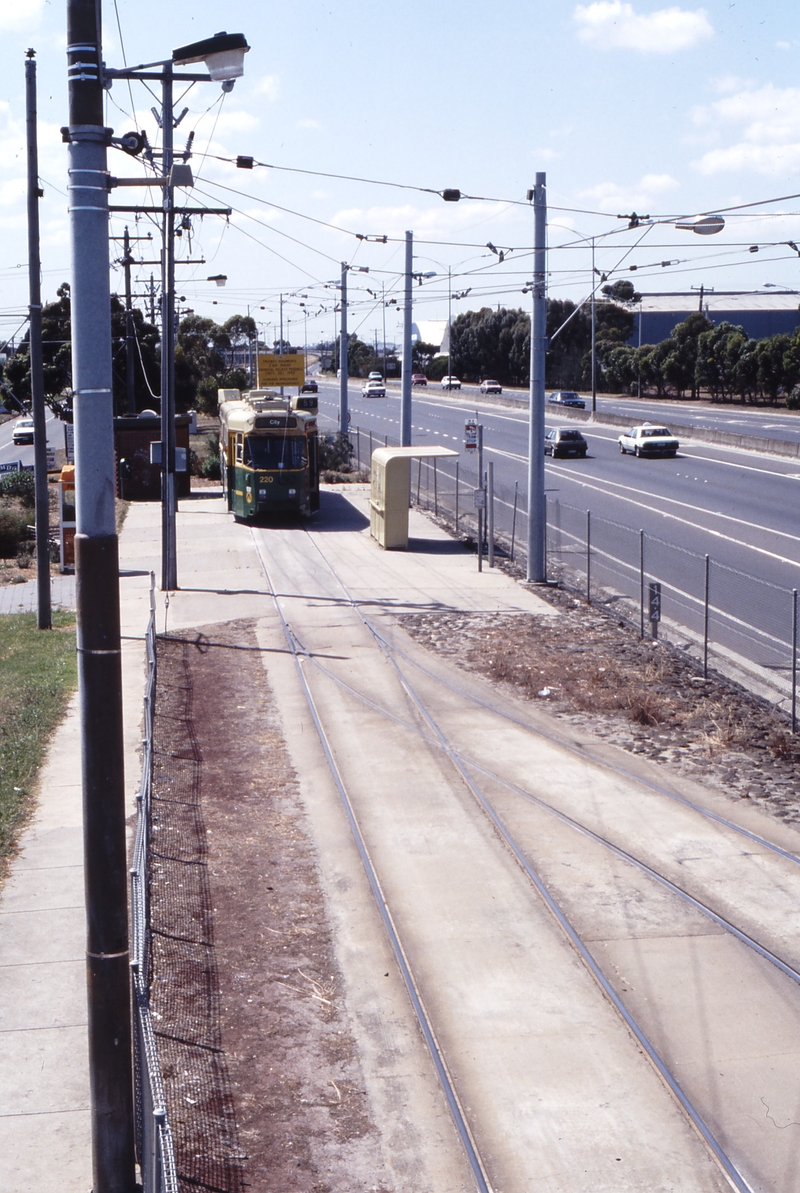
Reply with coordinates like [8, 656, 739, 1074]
[0, 574, 76, 615]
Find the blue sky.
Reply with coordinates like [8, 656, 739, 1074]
[2, 0, 800, 348]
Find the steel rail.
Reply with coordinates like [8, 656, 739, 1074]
[293, 524, 755, 1193]
[249, 530, 495, 1193]
[291, 635, 800, 991]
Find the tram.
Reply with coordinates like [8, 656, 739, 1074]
[218, 388, 320, 519]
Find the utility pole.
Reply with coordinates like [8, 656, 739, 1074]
[160, 62, 178, 591]
[66, 2, 136, 1190]
[25, 48, 51, 630]
[401, 230, 412, 446]
[381, 280, 387, 381]
[122, 228, 135, 414]
[526, 173, 547, 583]
[339, 262, 348, 433]
[591, 238, 597, 415]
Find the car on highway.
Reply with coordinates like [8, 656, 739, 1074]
[362, 380, 386, 398]
[368, 371, 383, 383]
[547, 390, 586, 409]
[618, 423, 679, 457]
[479, 379, 502, 394]
[411, 373, 427, 386]
[441, 375, 461, 390]
[12, 417, 34, 445]
[300, 377, 318, 393]
[544, 427, 587, 458]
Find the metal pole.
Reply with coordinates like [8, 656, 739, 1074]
[792, 588, 797, 734]
[339, 263, 348, 433]
[526, 173, 546, 582]
[25, 49, 51, 630]
[488, 461, 495, 567]
[160, 62, 177, 591]
[279, 293, 284, 397]
[639, 529, 645, 638]
[381, 280, 387, 381]
[591, 237, 597, 415]
[455, 461, 459, 531]
[401, 230, 413, 445]
[122, 228, 136, 414]
[478, 508, 483, 572]
[356, 426, 360, 472]
[511, 480, 518, 562]
[447, 265, 452, 383]
[416, 458, 421, 503]
[433, 458, 438, 517]
[66, 2, 135, 1188]
[586, 509, 591, 604]
[703, 554, 710, 678]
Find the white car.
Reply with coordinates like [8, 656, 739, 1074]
[362, 380, 386, 398]
[368, 371, 383, 383]
[618, 424, 679, 457]
[479, 379, 502, 394]
[12, 417, 35, 445]
[441, 376, 461, 390]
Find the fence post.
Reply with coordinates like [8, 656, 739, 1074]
[793, 588, 798, 734]
[369, 429, 373, 465]
[703, 554, 710, 678]
[639, 529, 645, 639]
[356, 427, 360, 473]
[586, 510, 591, 604]
[434, 459, 438, 517]
[417, 458, 422, 504]
[511, 480, 518, 562]
[477, 508, 483, 572]
[455, 461, 459, 531]
[488, 462, 495, 567]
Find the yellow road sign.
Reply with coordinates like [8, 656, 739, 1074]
[256, 353, 306, 386]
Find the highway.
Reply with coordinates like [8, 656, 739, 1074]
[314, 377, 800, 684]
[0, 409, 62, 469]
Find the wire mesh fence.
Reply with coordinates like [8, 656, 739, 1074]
[130, 575, 179, 1193]
[350, 427, 799, 724]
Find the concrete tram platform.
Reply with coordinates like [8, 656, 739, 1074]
[0, 485, 553, 1192]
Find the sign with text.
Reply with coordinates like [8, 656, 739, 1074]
[256, 353, 306, 387]
[0, 461, 22, 474]
[649, 581, 662, 628]
[464, 419, 478, 452]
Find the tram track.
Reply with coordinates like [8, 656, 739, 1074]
[245, 520, 792, 1193]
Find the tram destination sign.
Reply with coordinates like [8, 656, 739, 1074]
[257, 354, 306, 387]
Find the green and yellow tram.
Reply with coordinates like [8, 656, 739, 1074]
[218, 388, 320, 519]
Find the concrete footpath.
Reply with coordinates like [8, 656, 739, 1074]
[0, 486, 547, 1192]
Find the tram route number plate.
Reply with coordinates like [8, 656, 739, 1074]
[464, 420, 478, 452]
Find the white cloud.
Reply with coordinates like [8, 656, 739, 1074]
[694, 84, 800, 176]
[579, 173, 680, 211]
[0, 0, 44, 32]
[297, 119, 322, 130]
[252, 75, 280, 101]
[573, 2, 713, 53]
[213, 111, 260, 136]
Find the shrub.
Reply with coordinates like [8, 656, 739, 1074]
[0, 470, 35, 508]
[199, 437, 221, 479]
[318, 433, 353, 472]
[0, 509, 31, 558]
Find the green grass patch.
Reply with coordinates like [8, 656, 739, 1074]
[0, 611, 77, 880]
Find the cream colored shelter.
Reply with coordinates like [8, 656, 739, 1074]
[370, 445, 458, 550]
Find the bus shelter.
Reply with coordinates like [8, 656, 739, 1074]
[370, 445, 458, 550]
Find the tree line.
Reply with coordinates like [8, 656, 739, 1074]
[443, 282, 800, 404]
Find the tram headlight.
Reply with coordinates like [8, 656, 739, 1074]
[288, 489, 297, 496]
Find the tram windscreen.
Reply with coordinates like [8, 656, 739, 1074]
[245, 435, 307, 469]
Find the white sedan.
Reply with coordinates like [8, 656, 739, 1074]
[362, 380, 386, 398]
[618, 424, 679, 457]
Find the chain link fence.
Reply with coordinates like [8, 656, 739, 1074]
[350, 425, 799, 723]
[130, 575, 179, 1193]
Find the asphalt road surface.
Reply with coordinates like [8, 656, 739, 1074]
[0, 409, 62, 469]
[316, 377, 800, 685]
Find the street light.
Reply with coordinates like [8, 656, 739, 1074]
[105, 32, 248, 592]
